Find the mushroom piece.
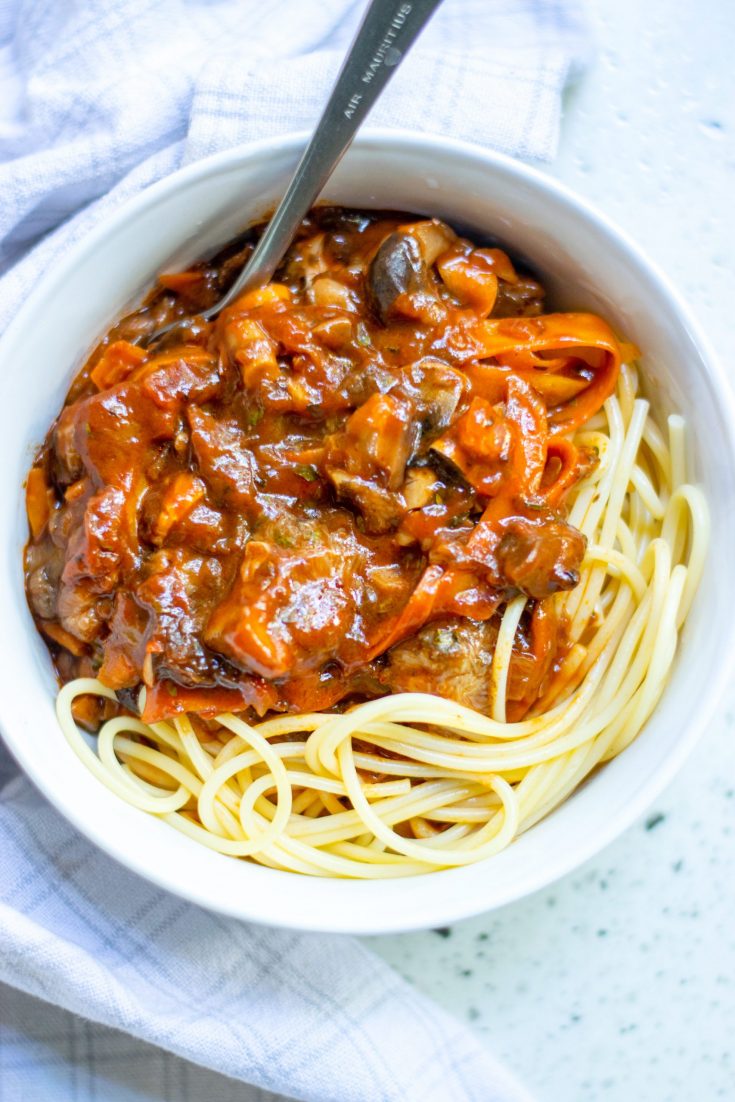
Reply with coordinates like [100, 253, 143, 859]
[430, 397, 513, 496]
[282, 231, 330, 289]
[367, 221, 455, 326]
[325, 393, 420, 492]
[323, 393, 419, 533]
[493, 274, 546, 318]
[368, 232, 424, 323]
[52, 406, 84, 485]
[402, 466, 441, 511]
[406, 219, 457, 265]
[328, 470, 405, 534]
[26, 543, 63, 620]
[402, 357, 469, 432]
[307, 275, 359, 312]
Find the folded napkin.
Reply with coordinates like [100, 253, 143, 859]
[0, 1, 588, 1098]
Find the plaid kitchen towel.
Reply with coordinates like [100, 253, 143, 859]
[0, 1, 588, 1099]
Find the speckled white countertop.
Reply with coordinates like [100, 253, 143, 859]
[371, 2, 735, 1099]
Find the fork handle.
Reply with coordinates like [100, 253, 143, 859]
[205, 0, 443, 316]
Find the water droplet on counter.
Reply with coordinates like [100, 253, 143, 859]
[699, 119, 725, 139]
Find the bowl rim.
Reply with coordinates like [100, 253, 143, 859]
[3, 126, 735, 934]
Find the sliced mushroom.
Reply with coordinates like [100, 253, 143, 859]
[307, 275, 359, 312]
[325, 393, 419, 491]
[402, 467, 441, 511]
[26, 548, 62, 619]
[368, 232, 422, 322]
[282, 231, 330, 289]
[437, 250, 499, 316]
[405, 219, 457, 264]
[402, 357, 468, 432]
[323, 393, 420, 532]
[430, 397, 513, 495]
[367, 229, 449, 326]
[493, 275, 546, 318]
[329, 470, 404, 534]
[52, 406, 84, 485]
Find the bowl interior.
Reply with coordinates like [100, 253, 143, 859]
[1, 131, 734, 934]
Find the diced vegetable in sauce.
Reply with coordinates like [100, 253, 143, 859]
[24, 207, 621, 724]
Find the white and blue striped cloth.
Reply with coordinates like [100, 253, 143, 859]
[0, 2, 588, 1098]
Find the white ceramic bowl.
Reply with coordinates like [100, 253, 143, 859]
[2, 131, 734, 934]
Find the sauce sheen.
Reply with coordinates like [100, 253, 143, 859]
[24, 208, 622, 728]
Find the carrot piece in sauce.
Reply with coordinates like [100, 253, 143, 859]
[25, 467, 53, 539]
[90, 340, 146, 391]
